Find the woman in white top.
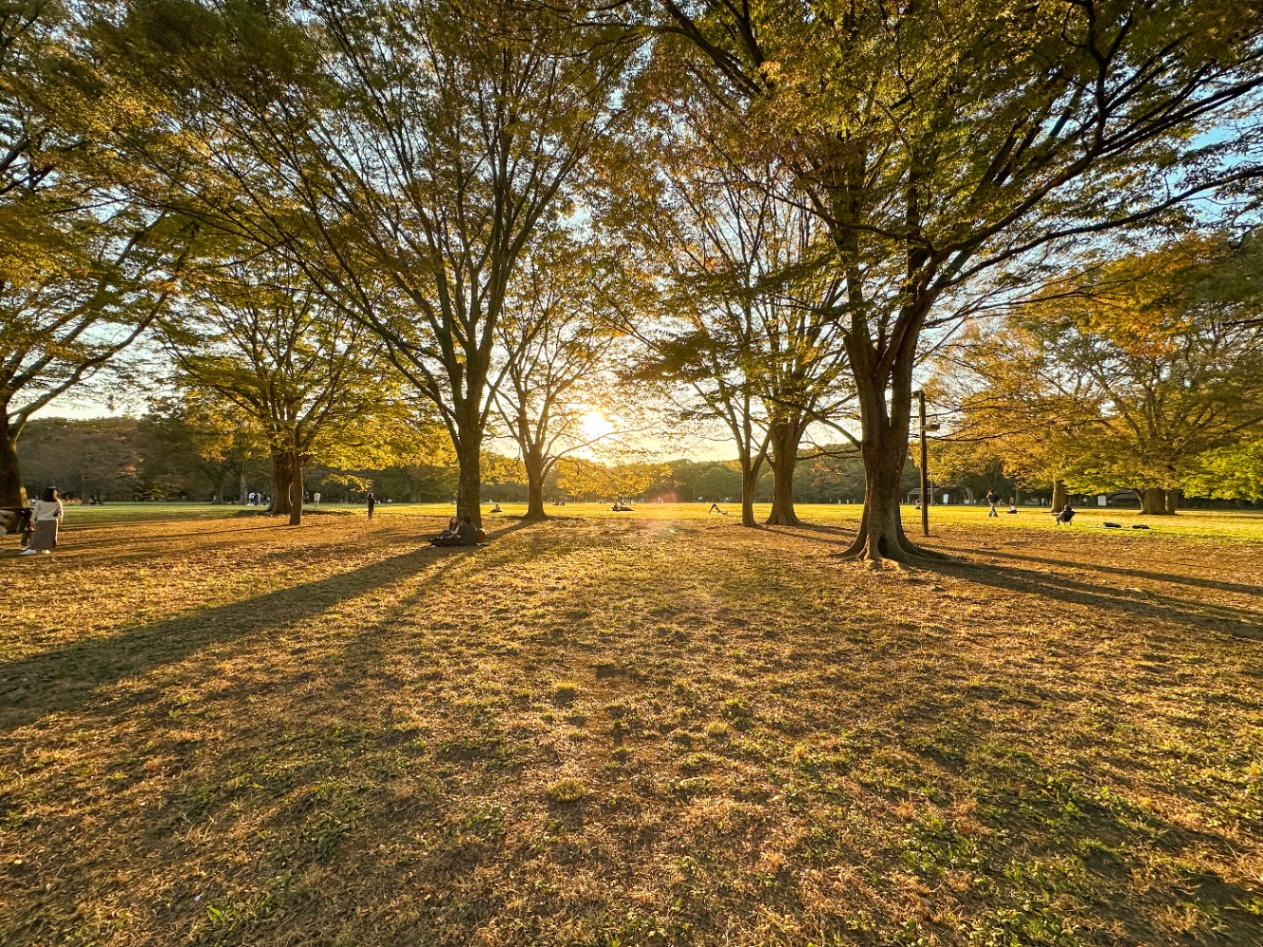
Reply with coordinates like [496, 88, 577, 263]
[24, 486, 63, 554]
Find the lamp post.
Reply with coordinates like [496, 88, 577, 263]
[915, 390, 940, 537]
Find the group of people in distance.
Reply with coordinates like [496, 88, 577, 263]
[983, 488, 1075, 523]
[984, 489, 1020, 517]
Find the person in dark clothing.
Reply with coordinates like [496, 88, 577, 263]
[434, 515, 480, 547]
[366, 492, 376, 521]
[986, 489, 999, 517]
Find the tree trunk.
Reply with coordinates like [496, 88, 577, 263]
[239, 468, 248, 505]
[839, 368, 929, 566]
[739, 457, 761, 527]
[523, 448, 547, 522]
[288, 450, 303, 526]
[270, 452, 293, 517]
[1165, 488, 1181, 515]
[0, 411, 26, 507]
[765, 419, 802, 527]
[456, 439, 482, 527]
[526, 475, 545, 521]
[1051, 480, 1067, 513]
[848, 422, 914, 564]
[1140, 487, 1170, 515]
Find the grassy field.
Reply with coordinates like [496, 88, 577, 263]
[1, 503, 1260, 946]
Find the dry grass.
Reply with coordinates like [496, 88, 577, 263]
[1, 503, 1261, 946]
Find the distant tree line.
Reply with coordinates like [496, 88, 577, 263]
[18, 412, 929, 507]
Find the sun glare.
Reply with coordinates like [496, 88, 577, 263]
[580, 410, 615, 440]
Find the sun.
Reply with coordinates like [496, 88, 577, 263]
[579, 410, 615, 440]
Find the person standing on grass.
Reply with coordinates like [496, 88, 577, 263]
[23, 487, 63, 555]
[986, 489, 999, 517]
[366, 492, 376, 521]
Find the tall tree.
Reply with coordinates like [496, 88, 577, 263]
[164, 256, 393, 525]
[493, 235, 622, 521]
[94, 0, 635, 526]
[0, 1, 188, 504]
[651, 0, 1263, 563]
[610, 97, 850, 527]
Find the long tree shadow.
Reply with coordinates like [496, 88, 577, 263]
[926, 557, 1263, 641]
[937, 543, 1263, 597]
[762, 521, 861, 545]
[0, 525, 527, 736]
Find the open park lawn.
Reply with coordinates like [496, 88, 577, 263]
[1, 504, 1261, 947]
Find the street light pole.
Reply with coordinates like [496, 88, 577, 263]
[917, 389, 929, 537]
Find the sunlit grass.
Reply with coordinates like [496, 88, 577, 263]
[1, 504, 1260, 945]
[59, 498, 1263, 543]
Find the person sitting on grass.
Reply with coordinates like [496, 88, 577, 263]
[0, 506, 33, 548]
[430, 516, 459, 543]
[1055, 502, 1076, 525]
[431, 515, 486, 548]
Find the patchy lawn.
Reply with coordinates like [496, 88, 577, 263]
[1, 504, 1261, 946]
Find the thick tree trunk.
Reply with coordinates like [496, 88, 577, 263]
[846, 423, 915, 564]
[764, 420, 802, 527]
[288, 451, 303, 526]
[838, 369, 933, 567]
[1140, 487, 1170, 515]
[766, 459, 799, 526]
[270, 453, 293, 517]
[0, 414, 25, 508]
[456, 440, 482, 527]
[1165, 488, 1181, 515]
[524, 451, 546, 522]
[1051, 480, 1067, 513]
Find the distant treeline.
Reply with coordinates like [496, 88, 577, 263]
[18, 416, 921, 505]
[22, 416, 1260, 510]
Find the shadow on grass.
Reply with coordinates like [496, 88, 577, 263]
[941, 544, 1263, 598]
[3, 516, 1261, 946]
[759, 522, 861, 546]
[767, 521, 859, 535]
[928, 557, 1263, 641]
[0, 522, 529, 736]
